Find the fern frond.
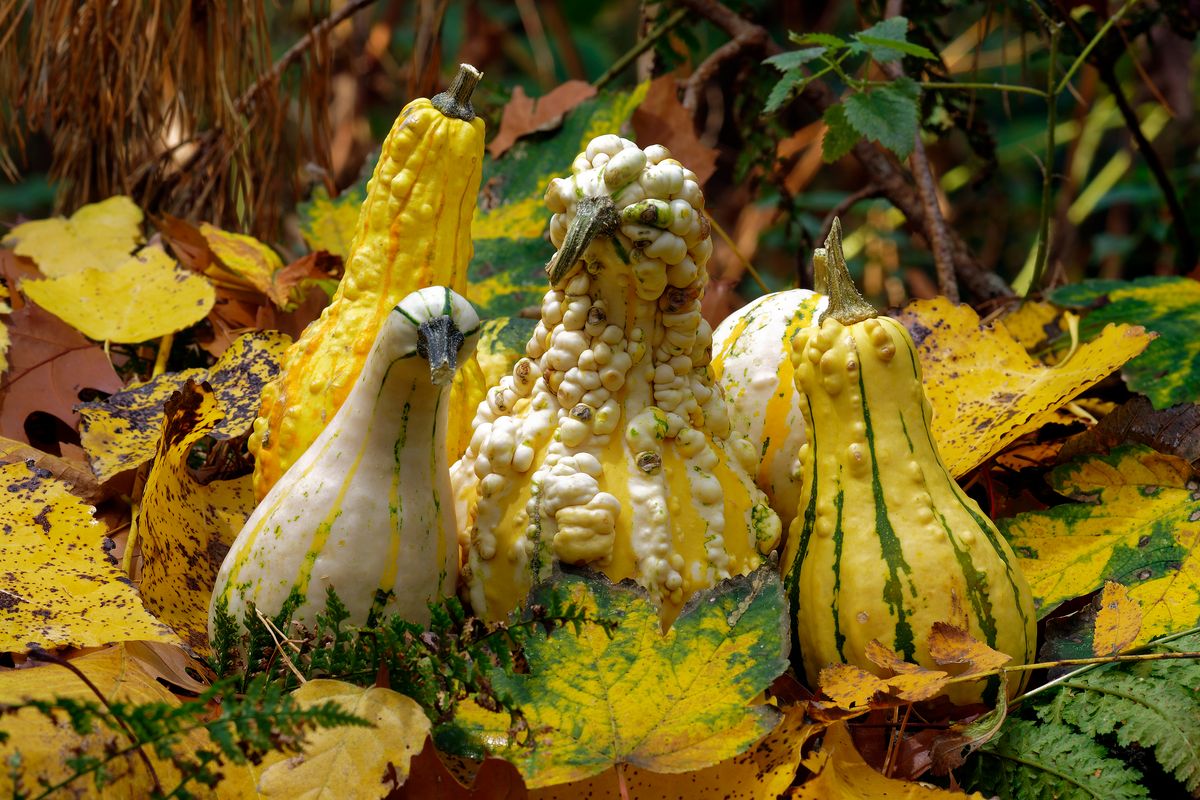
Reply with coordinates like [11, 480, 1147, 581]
[966, 718, 1149, 800]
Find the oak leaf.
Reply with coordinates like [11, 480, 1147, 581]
[454, 566, 788, 788]
[0, 461, 177, 651]
[21, 246, 216, 343]
[136, 380, 256, 653]
[1, 195, 143, 277]
[1001, 444, 1200, 644]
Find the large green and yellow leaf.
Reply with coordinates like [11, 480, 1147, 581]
[1, 195, 143, 277]
[136, 381, 256, 653]
[1000, 444, 1200, 642]
[21, 246, 216, 343]
[0, 461, 177, 651]
[297, 184, 367, 259]
[895, 297, 1153, 476]
[453, 566, 788, 789]
[1050, 276, 1200, 409]
[468, 86, 647, 318]
[78, 331, 291, 481]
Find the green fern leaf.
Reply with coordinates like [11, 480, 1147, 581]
[1045, 633, 1200, 793]
[966, 718, 1149, 799]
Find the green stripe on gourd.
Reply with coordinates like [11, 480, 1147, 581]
[780, 220, 1036, 705]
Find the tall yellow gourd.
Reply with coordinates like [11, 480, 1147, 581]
[249, 64, 486, 499]
[453, 136, 781, 624]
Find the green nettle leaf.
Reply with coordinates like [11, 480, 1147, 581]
[455, 566, 789, 789]
[821, 104, 860, 163]
[789, 31, 845, 49]
[851, 17, 938, 62]
[765, 69, 807, 114]
[1044, 631, 1200, 794]
[763, 47, 828, 72]
[965, 718, 1150, 799]
[1049, 276, 1200, 409]
[842, 77, 921, 158]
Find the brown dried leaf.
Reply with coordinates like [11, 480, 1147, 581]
[632, 73, 718, 185]
[1092, 581, 1142, 656]
[487, 81, 597, 159]
[1060, 396, 1200, 468]
[818, 663, 887, 710]
[927, 623, 1011, 678]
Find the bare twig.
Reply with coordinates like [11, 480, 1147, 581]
[515, 0, 555, 88]
[819, 184, 884, 242]
[1030, 20, 1061, 292]
[593, 7, 688, 91]
[675, 0, 1013, 301]
[682, 28, 767, 112]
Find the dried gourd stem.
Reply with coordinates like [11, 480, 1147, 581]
[431, 63, 483, 122]
[546, 195, 619, 285]
[818, 218, 877, 325]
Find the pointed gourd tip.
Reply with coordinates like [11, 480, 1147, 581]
[818, 216, 877, 326]
[431, 64, 482, 122]
[547, 195, 620, 286]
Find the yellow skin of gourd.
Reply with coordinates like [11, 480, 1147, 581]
[249, 90, 485, 500]
[782, 312, 1037, 705]
[455, 137, 781, 625]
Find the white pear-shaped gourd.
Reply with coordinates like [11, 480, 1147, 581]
[209, 286, 481, 642]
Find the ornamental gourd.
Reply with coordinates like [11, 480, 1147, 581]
[210, 287, 481, 639]
[249, 64, 486, 500]
[783, 220, 1036, 703]
[453, 136, 782, 624]
[711, 289, 826, 531]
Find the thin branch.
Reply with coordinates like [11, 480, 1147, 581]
[1056, 0, 1141, 95]
[593, 7, 688, 91]
[682, 28, 766, 112]
[1030, 22, 1061, 292]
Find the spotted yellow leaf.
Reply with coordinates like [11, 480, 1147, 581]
[297, 184, 367, 260]
[21, 246, 216, 343]
[451, 566, 788, 789]
[0, 282, 10, 375]
[0, 645, 210, 798]
[136, 380, 255, 653]
[1, 195, 143, 277]
[796, 721, 987, 799]
[78, 331, 291, 482]
[895, 297, 1153, 476]
[254, 680, 426, 799]
[1000, 444, 1200, 643]
[0, 461, 176, 650]
[1093, 581, 1143, 656]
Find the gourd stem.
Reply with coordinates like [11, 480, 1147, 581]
[547, 195, 620, 285]
[818, 217, 877, 325]
[431, 63, 482, 121]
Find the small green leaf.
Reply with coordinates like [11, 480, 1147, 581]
[851, 16, 937, 62]
[763, 47, 827, 73]
[764, 69, 806, 114]
[841, 77, 921, 158]
[789, 31, 845, 49]
[821, 104, 859, 163]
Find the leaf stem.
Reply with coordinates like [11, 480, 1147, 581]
[861, 80, 1048, 98]
[1029, 22, 1061, 292]
[593, 8, 689, 91]
[705, 212, 770, 294]
[1055, 0, 1141, 96]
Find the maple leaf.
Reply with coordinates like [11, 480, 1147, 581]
[0, 461, 177, 651]
[21, 246, 216, 343]
[1000, 444, 1200, 644]
[452, 566, 788, 789]
[894, 297, 1153, 477]
[136, 380, 256, 654]
[253, 681, 423, 799]
[1, 195, 143, 277]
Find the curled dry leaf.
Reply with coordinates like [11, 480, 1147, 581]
[1059, 396, 1200, 468]
[0, 460, 177, 651]
[0, 435, 101, 503]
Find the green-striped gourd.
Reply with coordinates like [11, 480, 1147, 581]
[783, 220, 1036, 703]
[210, 287, 481, 640]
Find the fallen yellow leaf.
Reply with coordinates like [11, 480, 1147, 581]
[0, 461, 177, 651]
[255, 680, 430, 799]
[200, 223, 288, 307]
[1, 195, 143, 277]
[0, 282, 10, 375]
[793, 722, 987, 799]
[137, 380, 256, 653]
[21, 246, 216, 343]
[895, 297, 1153, 476]
[1092, 581, 1143, 656]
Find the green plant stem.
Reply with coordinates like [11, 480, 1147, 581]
[860, 80, 1048, 98]
[1055, 0, 1141, 95]
[1029, 22, 1061, 292]
[593, 8, 689, 91]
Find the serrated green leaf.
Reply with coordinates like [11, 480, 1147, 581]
[1049, 276, 1200, 408]
[452, 566, 788, 788]
[842, 78, 921, 158]
[789, 31, 845, 49]
[1045, 632, 1200, 794]
[763, 47, 827, 72]
[468, 85, 647, 318]
[821, 104, 859, 163]
[965, 718, 1149, 799]
[857, 35, 938, 61]
[851, 18, 914, 62]
[764, 69, 806, 114]
[1000, 444, 1200, 641]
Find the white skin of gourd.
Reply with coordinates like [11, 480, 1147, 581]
[710, 289, 828, 530]
[454, 137, 778, 618]
[211, 287, 480, 638]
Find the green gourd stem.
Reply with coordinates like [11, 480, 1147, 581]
[431, 63, 482, 121]
[818, 217, 877, 325]
[547, 195, 620, 285]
